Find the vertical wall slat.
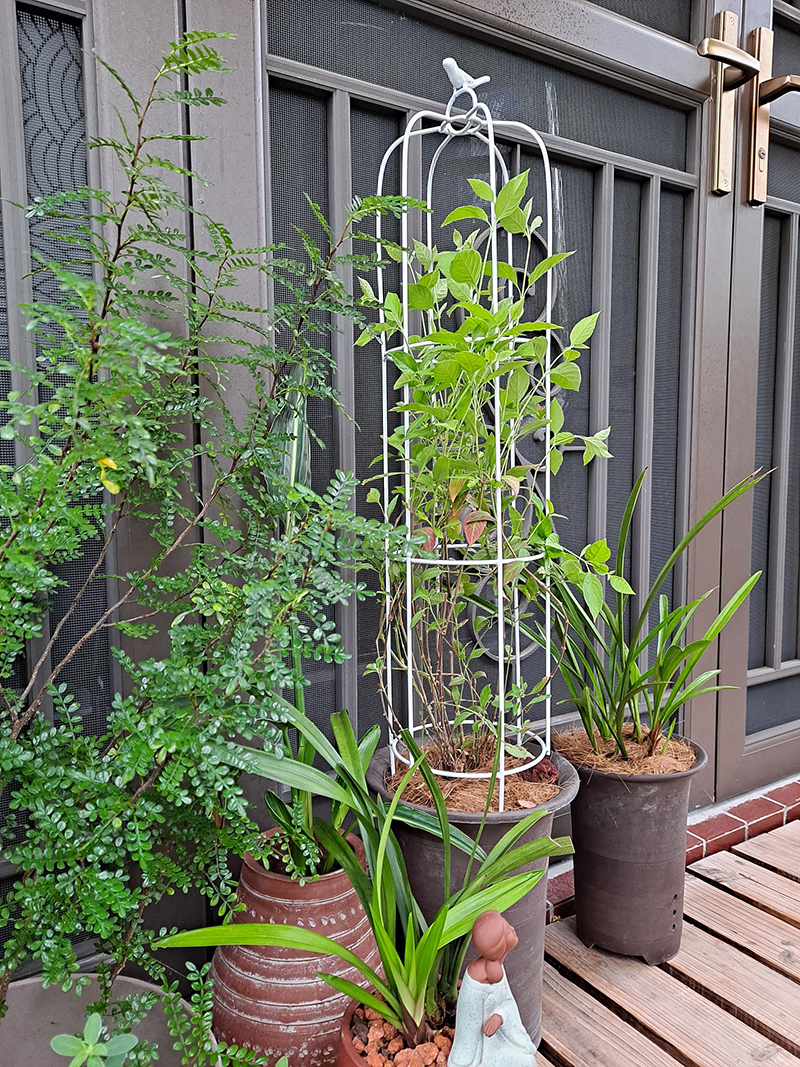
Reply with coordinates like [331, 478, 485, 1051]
[328, 87, 359, 729]
[588, 162, 614, 545]
[632, 175, 660, 609]
[766, 213, 797, 668]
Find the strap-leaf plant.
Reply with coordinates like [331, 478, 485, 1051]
[0, 31, 409, 1012]
[553, 468, 765, 759]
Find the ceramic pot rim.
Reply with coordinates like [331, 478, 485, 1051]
[562, 736, 709, 785]
[367, 746, 579, 825]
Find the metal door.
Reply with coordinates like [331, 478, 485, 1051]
[716, 0, 800, 798]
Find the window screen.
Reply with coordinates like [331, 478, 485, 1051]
[584, 0, 692, 42]
[17, 4, 113, 735]
[266, 0, 689, 172]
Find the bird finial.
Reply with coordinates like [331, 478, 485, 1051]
[443, 57, 491, 94]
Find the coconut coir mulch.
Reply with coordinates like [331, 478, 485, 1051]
[385, 747, 561, 813]
[350, 1004, 452, 1066]
[553, 725, 696, 775]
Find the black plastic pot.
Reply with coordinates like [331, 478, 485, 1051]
[366, 748, 579, 1046]
[568, 737, 708, 965]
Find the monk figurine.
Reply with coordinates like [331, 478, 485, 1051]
[448, 911, 537, 1067]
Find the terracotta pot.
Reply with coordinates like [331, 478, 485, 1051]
[568, 738, 708, 965]
[337, 999, 365, 1067]
[0, 974, 216, 1066]
[211, 832, 380, 1067]
[366, 748, 578, 1047]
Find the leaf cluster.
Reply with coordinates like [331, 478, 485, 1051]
[157, 708, 571, 1045]
[0, 30, 411, 1022]
[554, 468, 765, 757]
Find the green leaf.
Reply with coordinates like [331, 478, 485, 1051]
[408, 281, 435, 311]
[157, 922, 397, 1008]
[50, 1036, 86, 1057]
[317, 973, 403, 1030]
[467, 178, 495, 202]
[366, 487, 381, 504]
[225, 746, 352, 807]
[550, 363, 581, 391]
[441, 872, 541, 943]
[584, 539, 611, 567]
[83, 1015, 102, 1046]
[530, 252, 573, 285]
[443, 205, 488, 226]
[582, 572, 604, 619]
[449, 248, 482, 288]
[495, 170, 529, 223]
[104, 1034, 138, 1056]
[609, 574, 635, 595]
[570, 312, 601, 346]
[499, 207, 527, 234]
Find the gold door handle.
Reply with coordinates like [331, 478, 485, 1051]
[697, 36, 760, 90]
[747, 30, 800, 204]
[759, 74, 800, 105]
[698, 12, 758, 195]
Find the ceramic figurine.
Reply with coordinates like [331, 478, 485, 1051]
[448, 911, 537, 1067]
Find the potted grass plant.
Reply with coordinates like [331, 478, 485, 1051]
[157, 712, 572, 1066]
[551, 467, 764, 964]
[358, 169, 610, 1041]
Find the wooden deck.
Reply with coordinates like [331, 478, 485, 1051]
[541, 820, 800, 1067]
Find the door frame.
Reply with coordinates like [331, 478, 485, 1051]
[716, 0, 800, 798]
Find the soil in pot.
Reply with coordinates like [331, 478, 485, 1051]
[0, 974, 209, 1067]
[210, 830, 379, 1067]
[385, 746, 561, 813]
[367, 747, 579, 1048]
[554, 726, 708, 966]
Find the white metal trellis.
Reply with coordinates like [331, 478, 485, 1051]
[375, 59, 555, 812]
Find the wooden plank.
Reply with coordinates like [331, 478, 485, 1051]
[689, 851, 800, 928]
[664, 921, 800, 1056]
[683, 874, 800, 983]
[545, 918, 800, 1067]
[734, 822, 800, 882]
[541, 961, 683, 1067]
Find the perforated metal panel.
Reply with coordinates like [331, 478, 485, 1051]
[584, 0, 692, 41]
[268, 80, 340, 738]
[749, 213, 780, 673]
[266, 0, 689, 171]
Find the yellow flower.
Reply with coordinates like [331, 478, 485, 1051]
[98, 456, 121, 494]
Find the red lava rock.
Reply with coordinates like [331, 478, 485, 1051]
[393, 1051, 424, 1067]
[433, 1034, 452, 1054]
[366, 1053, 387, 1067]
[414, 1042, 438, 1065]
[383, 1022, 399, 1040]
[387, 1036, 404, 1055]
[353, 1038, 366, 1053]
[435, 1053, 447, 1065]
[365, 1007, 384, 1022]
